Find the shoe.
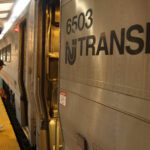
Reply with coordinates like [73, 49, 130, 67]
[0, 124, 4, 131]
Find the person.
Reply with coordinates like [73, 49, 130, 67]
[0, 60, 6, 131]
[0, 59, 5, 70]
[0, 60, 6, 98]
[0, 77, 6, 99]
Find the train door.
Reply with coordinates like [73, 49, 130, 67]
[18, 20, 28, 126]
[36, 0, 62, 149]
[45, 1, 62, 150]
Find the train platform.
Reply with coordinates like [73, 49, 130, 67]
[0, 97, 20, 150]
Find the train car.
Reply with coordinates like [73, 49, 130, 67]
[1, 0, 150, 150]
[0, 0, 62, 150]
[60, 0, 150, 150]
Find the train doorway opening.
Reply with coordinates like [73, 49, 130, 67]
[19, 20, 28, 127]
[45, 0, 63, 149]
[37, 0, 63, 149]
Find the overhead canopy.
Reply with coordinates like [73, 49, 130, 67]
[0, 0, 15, 33]
[0, 0, 31, 40]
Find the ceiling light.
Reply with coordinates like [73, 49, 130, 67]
[0, 3, 13, 11]
[0, 13, 8, 19]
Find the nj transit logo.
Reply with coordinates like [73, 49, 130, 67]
[65, 23, 150, 65]
[65, 39, 77, 65]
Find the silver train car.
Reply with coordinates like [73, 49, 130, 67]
[60, 0, 150, 150]
[0, 0, 62, 150]
[0, 0, 150, 150]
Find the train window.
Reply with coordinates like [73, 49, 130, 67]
[6, 45, 11, 62]
[0, 51, 1, 60]
[0, 50, 3, 60]
[2, 48, 6, 61]
[0, 44, 11, 62]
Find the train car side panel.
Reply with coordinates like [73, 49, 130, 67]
[60, 0, 150, 149]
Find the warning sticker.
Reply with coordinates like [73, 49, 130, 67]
[60, 91, 67, 106]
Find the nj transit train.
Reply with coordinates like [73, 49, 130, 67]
[0, 0, 62, 149]
[0, 0, 150, 150]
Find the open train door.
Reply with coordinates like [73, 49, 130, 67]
[35, 0, 63, 149]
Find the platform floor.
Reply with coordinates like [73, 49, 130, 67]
[0, 97, 20, 150]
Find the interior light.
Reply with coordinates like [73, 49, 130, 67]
[0, 3, 13, 11]
[50, 119, 56, 125]
[0, 13, 8, 19]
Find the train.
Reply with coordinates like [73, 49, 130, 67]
[0, 0, 150, 150]
[0, 0, 62, 149]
